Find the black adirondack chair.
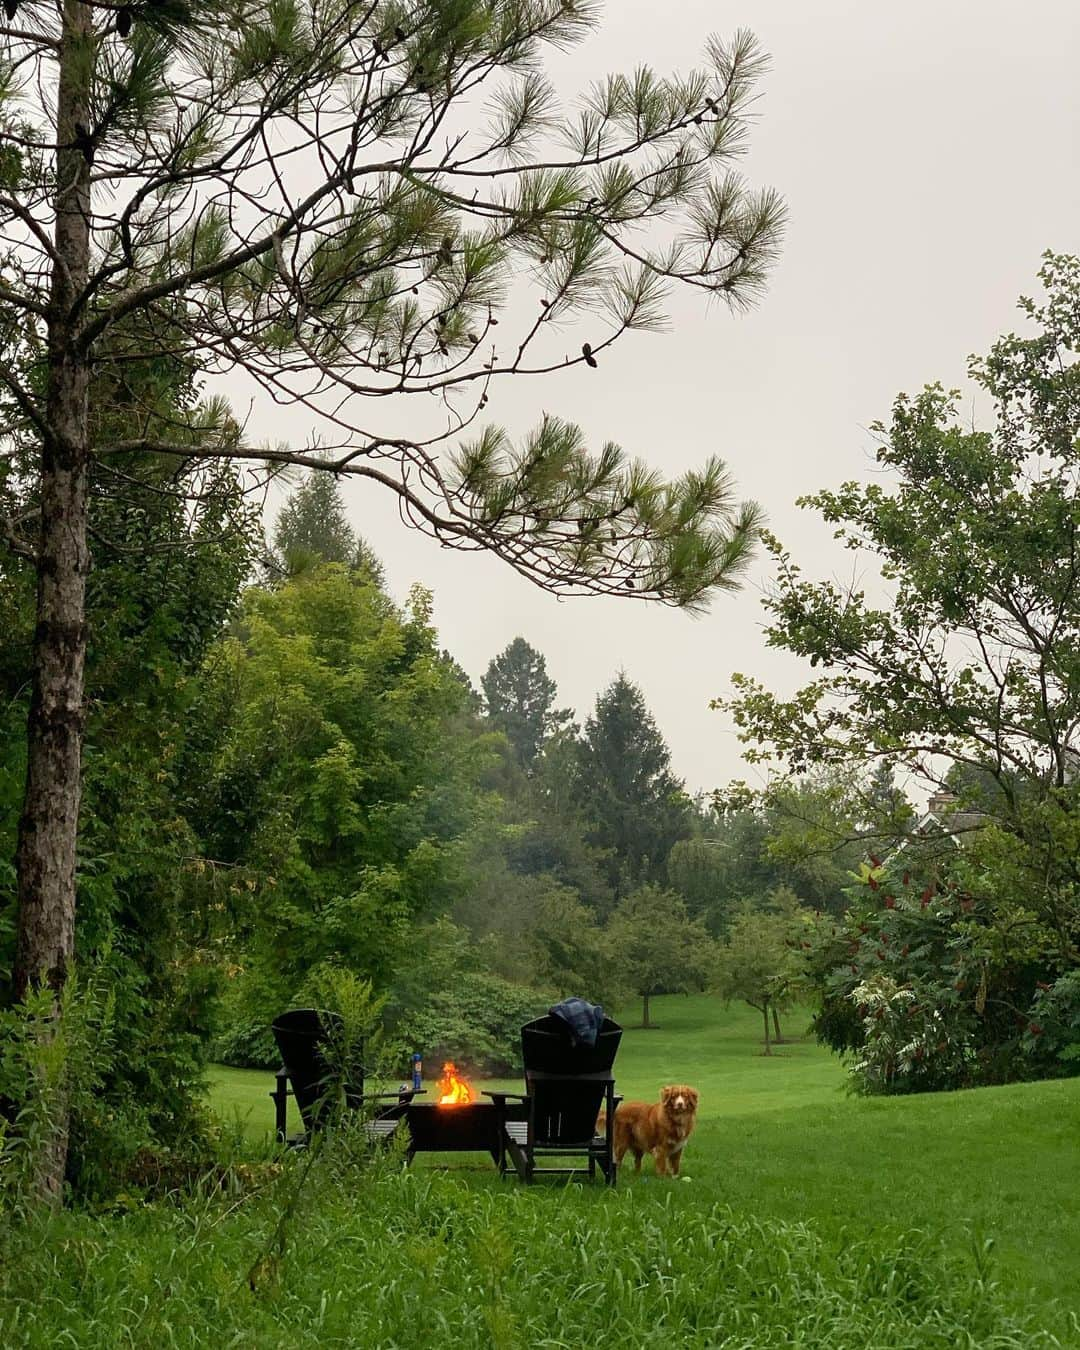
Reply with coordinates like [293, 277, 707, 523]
[486, 1012, 623, 1185]
[270, 1008, 417, 1146]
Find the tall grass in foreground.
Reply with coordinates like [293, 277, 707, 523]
[0, 1145, 1058, 1349]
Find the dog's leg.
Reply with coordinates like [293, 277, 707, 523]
[633, 1149, 643, 1174]
[669, 1149, 681, 1176]
[653, 1149, 667, 1177]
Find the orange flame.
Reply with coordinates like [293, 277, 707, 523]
[437, 1061, 474, 1106]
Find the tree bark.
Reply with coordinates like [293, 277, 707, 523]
[12, 0, 94, 1203]
[642, 991, 651, 1028]
[761, 1002, 772, 1055]
[772, 1006, 784, 1043]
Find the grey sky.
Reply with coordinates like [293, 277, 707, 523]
[263, 0, 1080, 794]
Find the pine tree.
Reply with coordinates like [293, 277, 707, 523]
[575, 673, 691, 891]
[1, 0, 783, 1193]
[482, 637, 570, 770]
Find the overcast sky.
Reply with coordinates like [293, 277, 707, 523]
[261, 0, 1080, 795]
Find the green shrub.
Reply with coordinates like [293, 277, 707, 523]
[1024, 970, 1080, 1069]
[210, 960, 287, 1069]
[807, 864, 1059, 1094]
[389, 970, 544, 1076]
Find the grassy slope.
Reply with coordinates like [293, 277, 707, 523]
[208, 996, 1080, 1330]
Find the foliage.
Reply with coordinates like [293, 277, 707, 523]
[505, 730, 615, 913]
[481, 637, 571, 771]
[211, 972, 283, 1071]
[756, 767, 914, 913]
[1024, 970, 1080, 1068]
[575, 673, 692, 894]
[0, 454, 259, 1189]
[806, 857, 1056, 1094]
[380, 916, 545, 1074]
[605, 885, 712, 1027]
[673, 803, 780, 922]
[272, 472, 384, 582]
[525, 883, 617, 1006]
[713, 896, 807, 1053]
[719, 256, 1080, 1080]
[0, 973, 115, 1212]
[195, 566, 499, 1045]
[3, 0, 784, 606]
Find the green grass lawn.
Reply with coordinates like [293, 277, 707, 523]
[208, 995, 1080, 1336]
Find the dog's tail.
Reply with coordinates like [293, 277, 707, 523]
[596, 1111, 607, 1134]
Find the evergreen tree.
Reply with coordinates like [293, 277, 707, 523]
[481, 638, 570, 770]
[272, 473, 385, 583]
[575, 674, 692, 892]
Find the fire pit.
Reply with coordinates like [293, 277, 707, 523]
[404, 1062, 521, 1163]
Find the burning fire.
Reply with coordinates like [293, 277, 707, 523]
[437, 1061, 474, 1106]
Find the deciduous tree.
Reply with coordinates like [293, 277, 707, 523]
[604, 884, 711, 1028]
[720, 256, 1080, 965]
[712, 899, 802, 1055]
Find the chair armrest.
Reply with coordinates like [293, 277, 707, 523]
[483, 1091, 527, 1103]
[270, 1067, 291, 1141]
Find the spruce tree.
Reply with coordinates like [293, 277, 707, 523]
[482, 637, 570, 770]
[576, 673, 691, 891]
[272, 472, 385, 581]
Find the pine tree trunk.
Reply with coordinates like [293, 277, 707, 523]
[761, 1003, 772, 1056]
[12, 0, 94, 1204]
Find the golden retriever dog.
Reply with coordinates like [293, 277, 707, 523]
[610, 1084, 699, 1177]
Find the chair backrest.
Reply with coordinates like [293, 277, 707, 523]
[527, 1072, 614, 1146]
[520, 1013, 622, 1075]
[271, 1008, 364, 1132]
[519, 1012, 622, 1146]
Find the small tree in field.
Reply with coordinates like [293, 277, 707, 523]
[605, 885, 712, 1028]
[2, 0, 784, 1196]
[713, 900, 801, 1055]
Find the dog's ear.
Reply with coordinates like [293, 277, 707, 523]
[660, 1085, 674, 1103]
[687, 1088, 700, 1107]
